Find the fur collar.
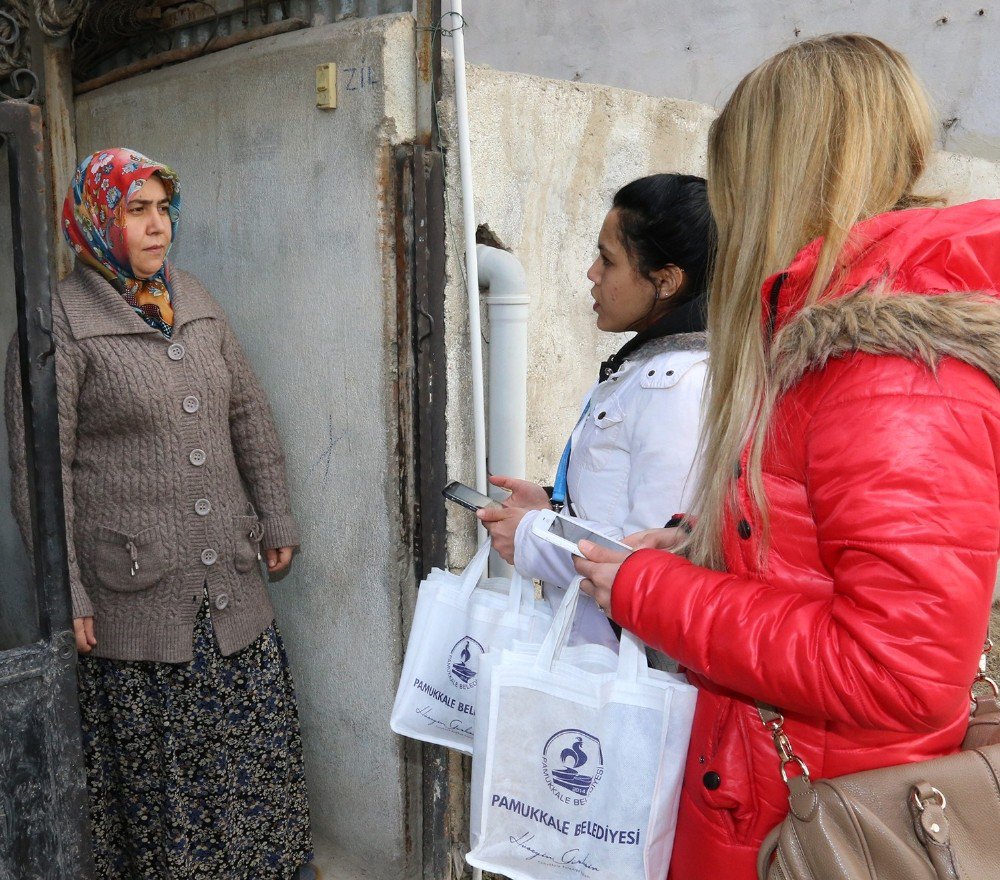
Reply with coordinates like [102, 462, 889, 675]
[635, 331, 708, 357]
[770, 290, 1000, 393]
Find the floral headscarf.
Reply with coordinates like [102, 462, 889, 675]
[62, 148, 181, 338]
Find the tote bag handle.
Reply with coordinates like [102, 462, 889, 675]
[617, 631, 647, 684]
[535, 576, 649, 683]
[457, 539, 494, 602]
[500, 570, 535, 625]
[456, 540, 533, 624]
[535, 576, 584, 670]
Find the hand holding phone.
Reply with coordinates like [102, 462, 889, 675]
[488, 475, 552, 511]
[531, 509, 632, 558]
[442, 480, 503, 511]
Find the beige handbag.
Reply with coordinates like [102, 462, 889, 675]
[756, 640, 1000, 880]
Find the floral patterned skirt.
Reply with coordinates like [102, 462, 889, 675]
[77, 596, 313, 880]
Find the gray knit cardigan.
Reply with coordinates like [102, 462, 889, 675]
[4, 263, 300, 662]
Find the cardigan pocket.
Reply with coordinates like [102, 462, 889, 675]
[90, 524, 171, 593]
[233, 515, 264, 573]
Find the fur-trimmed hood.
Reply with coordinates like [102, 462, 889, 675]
[771, 290, 1000, 393]
[764, 199, 1000, 392]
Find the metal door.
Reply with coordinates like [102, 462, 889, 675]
[0, 100, 93, 880]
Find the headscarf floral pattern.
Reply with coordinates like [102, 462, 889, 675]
[62, 148, 181, 337]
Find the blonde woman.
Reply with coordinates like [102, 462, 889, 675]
[575, 35, 1000, 879]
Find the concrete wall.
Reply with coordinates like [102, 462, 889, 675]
[446, 0, 1000, 163]
[441, 67, 718, 555]
[440, 63, 1000, 564]
[72, 15, 417, 877]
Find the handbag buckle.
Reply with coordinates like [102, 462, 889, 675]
[910, 786, 946, 813]
[971, 673, 1000, 703]
[758, 705, 812, 785]
[779, 754, 811, 785]
[971, 638, 999, 706]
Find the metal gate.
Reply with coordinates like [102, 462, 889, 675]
[0, 100, 93, 880]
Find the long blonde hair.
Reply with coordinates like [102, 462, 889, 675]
[686, 34, 937, 569]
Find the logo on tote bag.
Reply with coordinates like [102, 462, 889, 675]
[542, 729, 604, 804]
[446, 636, 484, 690]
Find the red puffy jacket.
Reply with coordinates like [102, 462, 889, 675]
[611, 200, 1000, 879]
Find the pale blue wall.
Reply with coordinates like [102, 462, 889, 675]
[448, 0, 1000, 163]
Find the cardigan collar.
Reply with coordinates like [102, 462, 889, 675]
[60, 263, 223, 340]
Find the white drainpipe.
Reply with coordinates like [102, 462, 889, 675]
[449, 0, 488, 508]
[478, 244, 529, 576]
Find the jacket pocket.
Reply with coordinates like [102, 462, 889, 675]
[577, 396, 625, 472]
[90, 524, 171, 593]
[233, 515, 264, 573]
[696, 699, 761, 845]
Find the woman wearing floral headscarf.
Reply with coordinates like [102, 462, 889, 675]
[5, 148, 315, 879]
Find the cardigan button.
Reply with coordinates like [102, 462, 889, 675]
[167, 343, 185, 361]
[182, 395, 200, 413]
[215, 593, 229, 610]
[201, 548, 218, 565]
[737, 519, 752, 540]
[189, 448, 206, 466]
[195, 498, 211, 516]
[703, 771, 722, 790]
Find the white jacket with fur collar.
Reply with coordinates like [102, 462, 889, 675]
[514, 332, 707, 593]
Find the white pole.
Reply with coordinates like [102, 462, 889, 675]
[450, 12, 489, 879]
[478, 244, 529, 577]
[449, 1, 488, 502]
[479, 246, 528, 485]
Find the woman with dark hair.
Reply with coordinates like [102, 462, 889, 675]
[480, 173, 714, 640]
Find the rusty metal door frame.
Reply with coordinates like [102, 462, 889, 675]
[0, 99, 93, 879]
[395, 140, 459, 880]
[402, 3, 475, 877]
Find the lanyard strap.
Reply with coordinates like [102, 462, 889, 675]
[551, 399, 591, 507]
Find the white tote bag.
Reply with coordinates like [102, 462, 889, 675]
[467, 578, 698, 880]
[390, 540, 552, 754]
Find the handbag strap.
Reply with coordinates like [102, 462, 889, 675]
[754, 702, 811, 785]
[756, 638, 999, 793]
[971, 636, 999, 706]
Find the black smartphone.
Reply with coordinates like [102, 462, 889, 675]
[442, 480, 503, 511]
